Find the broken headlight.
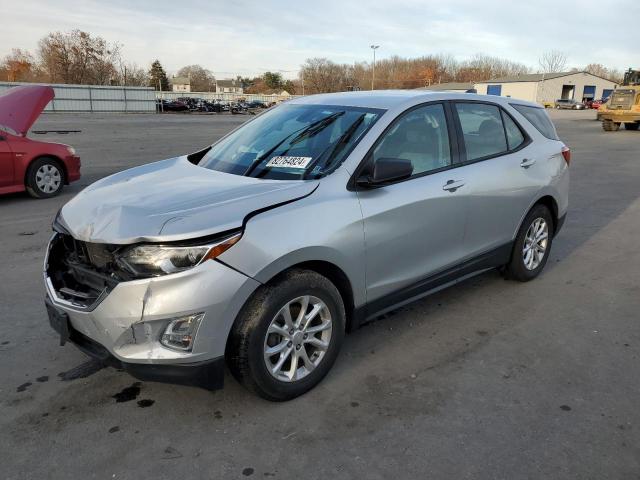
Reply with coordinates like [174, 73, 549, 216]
[116, 232, 241, 277]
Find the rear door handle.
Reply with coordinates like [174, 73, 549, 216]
[443, 180, 465, 192]
[520, 158, 536, 168]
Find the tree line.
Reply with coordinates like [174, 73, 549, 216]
[0, 30, 625, 95]
[299, 52, 624, 94]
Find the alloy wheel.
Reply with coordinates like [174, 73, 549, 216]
[522, 217, 549, 270]
[263, 295, 333, 382]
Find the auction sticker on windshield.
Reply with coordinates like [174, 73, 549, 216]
[265, 156, 313, 169]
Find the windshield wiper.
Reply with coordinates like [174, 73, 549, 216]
[288, 111, 345, 145]
[303, 113, 367, 179]
[243, 111, 345, 177]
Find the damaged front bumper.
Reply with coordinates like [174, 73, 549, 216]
[44, 233, 260, 390]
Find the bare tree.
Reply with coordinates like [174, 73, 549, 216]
[456, 54, 530, 82]
[0, 48, 41, 82]
[37, 30, 120, 84]
[539, 50, 568, 73]
[176, 64, 216, 91]
[583, 63, 623, 83]
[116, 62, 148, 86]
[299, 58, 355, 94]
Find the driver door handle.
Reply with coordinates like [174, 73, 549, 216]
[443, 180, 465, 192]
[520, 158, 536, 168]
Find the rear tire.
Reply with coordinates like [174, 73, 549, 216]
[25, 157, 65, 199]
[624, 122, 639, 131]
[227, 269, 345, 401]
[602, 119, 620, 132]
[505, 204, 554, 282]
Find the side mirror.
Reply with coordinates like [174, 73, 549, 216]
[357, 157, 413, 188]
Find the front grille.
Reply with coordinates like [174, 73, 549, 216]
[46, 233, 124, 309]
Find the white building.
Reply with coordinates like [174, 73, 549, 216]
[171, 76, 191, 93]
[474, 71, 618, 104]
[215, 79, 243, 94]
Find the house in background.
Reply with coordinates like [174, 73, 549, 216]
[216, 79, 243, 94]
[171, 76, 191, 93]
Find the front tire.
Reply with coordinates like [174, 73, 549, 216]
[624, 122, 639, 131]
[505, 204, 554, 282]
[25, 157, 64, 198]
[602, 119, 620, 131]
[227, 269, 345, 401]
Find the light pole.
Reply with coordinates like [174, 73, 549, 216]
[370, 45, 379, 90]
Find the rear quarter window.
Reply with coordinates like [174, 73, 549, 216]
[511, 104, 559, 140]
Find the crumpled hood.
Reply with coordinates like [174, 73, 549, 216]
[0, 85, 54, 136]
[59, 157, 318, 244]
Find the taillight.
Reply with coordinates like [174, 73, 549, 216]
[561, 146, 571, 165]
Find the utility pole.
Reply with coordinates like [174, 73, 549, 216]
[370, 45, 380, 90]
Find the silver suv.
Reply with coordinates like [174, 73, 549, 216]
[44, 91, 570, 400]
[554, 98, 585, 110]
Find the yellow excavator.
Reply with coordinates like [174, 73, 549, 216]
[599, 69, 640, 131]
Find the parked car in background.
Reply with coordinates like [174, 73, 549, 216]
[0, 85, 81, 198]
[247, 100, 268, 109]
[584, 98, 606, 109]
[45, 91, 569, 400]
[216, 100, 231, 112]
[230, 102, 249, 114]
[161, 99, 189, 112]
[193, 99, 221, 112]
[554, 99, 586, 110]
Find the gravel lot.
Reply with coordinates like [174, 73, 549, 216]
[1, 109, 639, 480]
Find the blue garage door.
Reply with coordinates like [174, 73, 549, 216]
[602, 89, 613, 100]
[487, 84, 502, 96]
[583, 85, 596, 99]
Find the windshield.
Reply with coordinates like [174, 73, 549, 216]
[199, 104, 384, 179]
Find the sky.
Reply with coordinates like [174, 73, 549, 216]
[1, 0, 637, 79]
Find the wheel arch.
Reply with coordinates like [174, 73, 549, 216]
[261, 260, 356, 332]
[513, 193, 560, 241]
[534, 195, 559, 235]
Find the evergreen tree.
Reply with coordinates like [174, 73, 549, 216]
[263, 71, 284, 90]
[148, 60, 169, 91]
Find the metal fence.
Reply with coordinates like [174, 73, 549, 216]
[0, 82, 156, 112]
[0, 82, 300, 112]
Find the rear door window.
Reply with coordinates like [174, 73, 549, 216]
[455, 103, 507, 161]
[501, 111, 525, 150]
[511, 104, 559, 140]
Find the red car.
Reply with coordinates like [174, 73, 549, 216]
[587, 98, 607, 110]
[0, 85, 80, 198]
